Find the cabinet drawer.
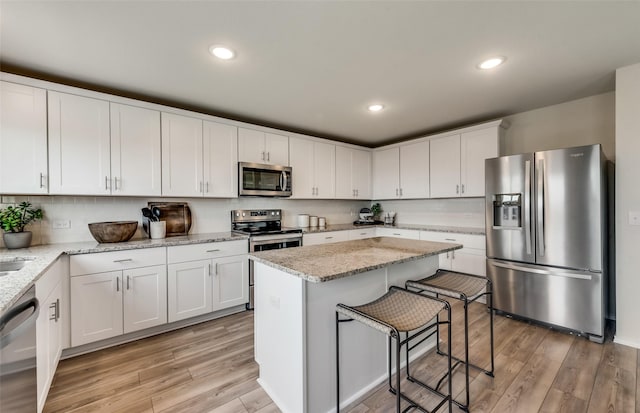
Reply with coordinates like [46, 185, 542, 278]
[376, 227, 420, 240]
[303, 231, 350, 246]
[349, 228, 376, 240]
[167, 240, 247, 264]
[419, 231, 485, 249]
[70, 247, 166, 276]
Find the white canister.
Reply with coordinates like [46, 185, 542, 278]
[309, 216, 318, 227]
[150, 221, 166, 239]
[318, 217, 326, 227]
[297, 214, 310, 228]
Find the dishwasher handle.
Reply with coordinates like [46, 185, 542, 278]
[0, 297, 39, 350]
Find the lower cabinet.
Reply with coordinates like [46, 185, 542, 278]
[348, 228, 376, 240]
[419, 231, 486, 276]
[69, 247, 168, 347]
[167, 241, 248, 323]
[36, 257, 64, 413]
[303, 230, 350, 246]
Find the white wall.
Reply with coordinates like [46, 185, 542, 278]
[0, 195, 367, 247]
[614, 62, 640, 348]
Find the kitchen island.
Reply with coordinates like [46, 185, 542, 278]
[249, 237, 461, 413]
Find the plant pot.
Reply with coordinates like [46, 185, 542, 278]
[3, 231, 33, 249]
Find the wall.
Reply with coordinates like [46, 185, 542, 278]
[614, 62, 640, 348]
[0, 195, 367, 247]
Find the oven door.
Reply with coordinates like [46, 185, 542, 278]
[247, 233, 302, 309]
[239, 162, 292, 197]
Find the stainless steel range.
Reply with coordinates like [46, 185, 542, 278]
[231, 209, 302, 309]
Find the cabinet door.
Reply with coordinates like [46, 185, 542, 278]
[451, 249, 486, 276]
[265, 132, 289, 165]
[334, 146, 353, 198]
[167, 260, 212, 322]
[430, 134, 461, 198]
[110, 103, 161, 196]
[352, 148, 372, 199]
[70, 271, 122, 346]
[289, 137, 315, 198]
[314, 141, 335, 198]
[161, 112, 203, 197]
[48, 91, 111, 195]
[238, 128, 266, 163]
[460, 128, 499, 197]
[400, 140, 430, 198]
[123, 265, 167, 334]
[0, 81, 48, 194]
[212, 255, 248, 311]
[203, 120, 238, 197]
[37, 281, 62, 412]
[372, 147, 400, 199]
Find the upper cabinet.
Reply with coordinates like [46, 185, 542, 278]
[110, 103, 162, 196]
[335, 146, 371, 199]
[161, 113, 237, 198]
[48, 91, 111, 195]
[238, 127, 289, 165]
[372, 140, 429, 199]
[0, 81, 48, 194]
[289, 137, 335, 199]
[430, 125, 500, 198]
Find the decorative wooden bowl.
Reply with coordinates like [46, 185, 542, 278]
[88, 221, 138, 243]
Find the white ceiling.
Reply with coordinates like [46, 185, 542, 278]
[1, 1, 639, 147]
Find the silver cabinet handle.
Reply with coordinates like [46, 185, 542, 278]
[399, 188, 403, 196]
[446, 251, 449, 258]
[206, 182, 209, 193]
[325, 236, 333, 239]
[40, 173, 47, 188]
[127, 275, 131, 290]
[393, 233, 401, 236]
[267, 152, 270, 162]
[116, 277, 120, 292]
[261, 151, 265, 161]
[206, 249, 221, 253]
[55, 298, 60, 322]
[355, 189, 358, 197]
[456, 184, 459, 194]
[444, 238, 456, 241]
[208, 263, 212, 277]
[113, 259, 133, 263]
[105, 176, 110, 190]
[114, 177, 119, 191]
[461, 184, 465, 194]
[200, 182, 204, 193]
[49, 302, 57, 321]
[215, 262, 219, 275]
[353, 189, 356, 197]
[452, 250, 455, 259]
[396, 188, 399, 196]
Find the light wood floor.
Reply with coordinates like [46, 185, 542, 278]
[45, 301, 639, 413]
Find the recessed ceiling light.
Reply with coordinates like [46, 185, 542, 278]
[368, 104, 384, 112]
[209, 45, 235, 60]
[478, 56, 506, 70]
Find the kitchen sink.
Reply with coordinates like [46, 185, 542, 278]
[0, 257, 35, 277]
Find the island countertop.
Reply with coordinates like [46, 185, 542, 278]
[249, 236, 461, 283]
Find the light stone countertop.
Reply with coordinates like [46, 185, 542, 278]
[0, 232, 248, 315]
[249, 236, 462, 283]
[300, 223, 485, 236]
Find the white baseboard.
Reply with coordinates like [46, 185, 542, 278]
[613, 335, 640, 349]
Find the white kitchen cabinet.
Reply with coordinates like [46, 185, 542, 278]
[238, 127, 289, 165]
[36, 257, 64, 413]
[161, 113, 238, 197]
[69, 248, 167, 346]
[167, 240, 248, 322]
[430, 127, 499, 198]
[48, 91, 111, 195]
[110, 103, 162, 196]
[349, 228, 376, 240]
[0, 81, 48, 194]
[303, 230, 350, 246]
[289, 137, 335, 198]
[419, 231, 486, 276]
[372, 147, 400, 199]
[335, 146, 371, 199]
[376, 227, 420, 240]
[399, 140, 430, 198]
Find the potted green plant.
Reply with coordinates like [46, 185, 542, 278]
[0, 201, 43, 249]
[370, 203, 382, 220]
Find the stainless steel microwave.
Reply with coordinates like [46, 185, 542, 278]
[238, 162, 292, 197]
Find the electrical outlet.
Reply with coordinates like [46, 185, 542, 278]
[629, 211, 640, 226]
[52, 219, 71, 229]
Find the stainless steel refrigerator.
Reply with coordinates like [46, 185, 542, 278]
[485, 144, 607, 343]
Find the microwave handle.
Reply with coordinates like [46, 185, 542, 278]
[281, 171, 287, 190]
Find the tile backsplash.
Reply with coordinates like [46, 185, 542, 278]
[0, 195, 484, 247]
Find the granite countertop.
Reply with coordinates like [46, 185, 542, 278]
[301, 223, 485, 235]
[249, 236, 462, 283]
[0, 232, 248, 315]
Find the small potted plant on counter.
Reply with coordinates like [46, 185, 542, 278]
[370, 203, 382, 221]
[0, 201, 43, 249]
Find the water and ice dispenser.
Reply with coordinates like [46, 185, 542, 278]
[492, 194, 522, 228]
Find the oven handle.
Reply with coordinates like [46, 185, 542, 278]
[250, 234, 302, 249]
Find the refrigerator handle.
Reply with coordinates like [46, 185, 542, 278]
[536, 159, 545, 256]
[524, 160, 532, 255]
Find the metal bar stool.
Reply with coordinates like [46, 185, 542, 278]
[406, 269, 495, 411]
[336, 286, 453, 413]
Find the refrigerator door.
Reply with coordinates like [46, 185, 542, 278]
[534, 144, 603, 271]
[485, 153, 535, 263]
[487, 259, 603, 340]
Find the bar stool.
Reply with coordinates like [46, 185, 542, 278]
[336, 286, 453, 413]
[406, 269, 495, 411]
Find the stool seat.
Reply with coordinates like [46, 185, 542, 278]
[337, 288, 446, 336]
[406, 270, 487, 300]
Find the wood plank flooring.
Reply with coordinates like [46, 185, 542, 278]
[45, 301, 639, 412]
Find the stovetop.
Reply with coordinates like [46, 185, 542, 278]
[233, 227, 302, 236]
[231, 209, 301, 237]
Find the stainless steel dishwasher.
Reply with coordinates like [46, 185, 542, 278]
[0, 286, 39, 413]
